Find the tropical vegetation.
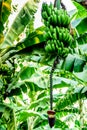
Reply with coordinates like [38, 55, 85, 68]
[0, 0, 87, 129]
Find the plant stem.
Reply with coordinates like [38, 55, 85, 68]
[50, 56, 59, 110]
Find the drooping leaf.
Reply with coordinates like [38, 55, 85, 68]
[55, 87, 85, 111]
[55, 119, 69, 129]
[29, 96, 49, 109]
[15, 26, 45, 51]
[0, 26, 45, 62]
[76, 17, 87, 34]
[73, 1, 87, 19]
[20, 67, 35, 80]
[17, 110, 43, 122]
[81, 86, 87, 94]
[0, 103, 16, 130]
[0, 103, 7, 113]
[0, 0, 39, 48]
[20, 83, 27, 93]
[63, 54, 75, 72]
[2, 0, 12, 23]
[53, 76, 77, 88]
[28, 72, 49, 89]
[74, 70, 87, 82]
[71, 18, 82, 28]
[73, 57, 86, 72]
[56, 108, 79, 118]
[76, 33, 87, 45]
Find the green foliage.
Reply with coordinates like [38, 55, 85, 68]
[63, 54, 75, 72]
[73, 1, 87, 19]
[76, 33, 87, 45]
[76, 17, 87, 34]
[0, 0, 12, 44]
[2, 0, 12, 23]
[63, 54, 86, 72]
[0, 0, 40, 49]
[71, 1, 87, 34]
[0, 103, 16, 130]
[20, 67, 35, 80]
[17, 110, 43, 122]
[0, 0, 87, 130]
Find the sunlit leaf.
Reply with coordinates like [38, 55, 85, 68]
[29, 96, 49, 109]
[76, 17, 87, 34]
[20, 67, 35, 80]
[73, 1, 87, 19]
[2, 0, 11, 23]
[0, 0, 39, 48]
[74, 70, 87, 82]
[76, 33, 87, 44]
[55, 87, 85, 111]
[17, 110, 43, 121]
[63, 54, 75, 72]
[0, 33, 4, 44]
[73, 57, 86, 72]
[16, 26, 45, 51]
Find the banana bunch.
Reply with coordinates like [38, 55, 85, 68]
[44, 26, 73, 47]
[42, 3, 70, 27]
[45, 39, 69, 58]
[41, 3, 75, 58]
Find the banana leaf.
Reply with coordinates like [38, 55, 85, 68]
[1, 26, 45, 62]
[55, 86, 86, 111]
[0, 0, 40, 49]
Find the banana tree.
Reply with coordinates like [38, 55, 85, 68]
[1, 0, 87, 129]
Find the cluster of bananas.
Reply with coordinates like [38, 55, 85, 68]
[41, 3, 75, 58]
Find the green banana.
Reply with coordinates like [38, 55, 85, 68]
[63, 31, 69, 42]
[64, 30, 70, 42]
[49, 25, 54, 33]
[46, 5, 51, 16]
[67, 35, 72, 45]
[62, 33, 66, 42]
[42, 11, 48, 20]
[59, 32, 62, 41]
[56, 26, 59, 32]
[51, 42, 56, 51]
[57, 15, 61, 26]
[45, 44, 49, 52]
[57, 40, 61, 47]
[48, 30, 52, 38]
[42, 3, 47, 12]
[53, 39, 58, 51]
[66, 15, 70, 25]
[44, 27, 53, 40]
[58, 47, 62, 55]
[61, 14, 66, 26]
[63, 14, 70, 27]
[44, 32, 49, 40]
[42, 4, 72, 58]
[53, 14, 57, 25]
[53, 33, 56, 39]
[59, 9, 64, 14]
[49, 3, 54, 12]
[54, 7, 58, 15]
[45, 40, 52, 52]
[60, 41, 64, 49]
[49, 15, 53, 25]
[62, 48, 69, 58]
[53, 28, 57, 39]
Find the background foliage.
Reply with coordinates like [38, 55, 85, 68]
[0, 0, 87, 129]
